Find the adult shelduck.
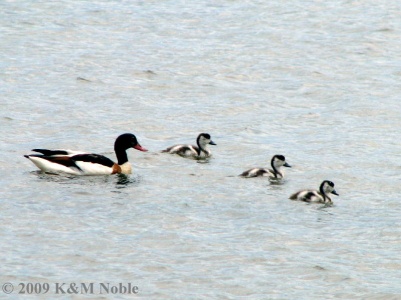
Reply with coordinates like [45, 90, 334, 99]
[24, 133, 148, 175]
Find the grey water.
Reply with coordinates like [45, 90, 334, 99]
[1, 0, 401, 299]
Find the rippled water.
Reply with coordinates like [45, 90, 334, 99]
[2, 0, 401, 299]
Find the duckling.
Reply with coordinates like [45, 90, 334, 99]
[289, 180, 339, 204]
[162, 133, 216, 158]
[240, 155, 291, 179]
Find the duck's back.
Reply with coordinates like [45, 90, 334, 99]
[162, 144, 198, 156]
[290, 190, 324, 203]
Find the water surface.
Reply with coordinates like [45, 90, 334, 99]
[1, 0, 401, 299]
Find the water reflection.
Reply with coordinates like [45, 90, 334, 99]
[196, 157, 213, 164]
[30, 171, 139, 189]
[269, 179, 287, 186]
[317, 203, 335, 210]
[115, 174, 139, 188]
[33, 171, 78, 183]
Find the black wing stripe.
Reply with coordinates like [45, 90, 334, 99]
[72, 154, 115, 168]
[38, 155, 83, 171]
[32, 149, 70, 156]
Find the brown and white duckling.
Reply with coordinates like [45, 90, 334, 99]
[289, 180, 339, 204]
[162, 133, 216, 158]
[240, 154, 291, 179]
[24, 133, 148, 175]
